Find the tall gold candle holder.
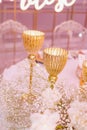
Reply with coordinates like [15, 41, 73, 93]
[22, 30, 45, 103]
[82, 60, 87, 84]
[79, 60, 87, 101]
[43, 48, 68, 89]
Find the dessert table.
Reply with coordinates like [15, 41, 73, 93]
[0, 51, 87, 130]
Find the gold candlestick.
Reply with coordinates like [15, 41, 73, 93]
[22, 30, 45, 103]
[82, 60, 87, 84]
[79, 60, 87, 101]
[43, 48, 68, 89]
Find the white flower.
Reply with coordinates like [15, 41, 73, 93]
[41, 87, 61, 109]
[68, 100, 87, 129]
[30, 110, 59, 130]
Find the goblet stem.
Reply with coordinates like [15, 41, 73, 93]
[29, 57, 34, 94]
[48, 75, 57, 89]
[22, 55, 36, 104]
[28, 54, 36, 102]
[29, 54, 36, 92]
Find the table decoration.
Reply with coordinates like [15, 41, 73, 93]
[82, 59, 87, 84]
[43, 47, 68, 89]
[75, 51, 86, 86]
[0, 35, 87, 130]
[68, 100, 87, 130]
[0, 60, 49, 130]
[79, 84, 87, 102]
[78, 60, 87, 101]
[0, 58, 87, 130]
[77, 59, 87, 86]
[22, 30, 45, 103]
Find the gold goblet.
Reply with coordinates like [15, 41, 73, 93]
[22, 30, 45, 103]
[43, 48, 68, 89]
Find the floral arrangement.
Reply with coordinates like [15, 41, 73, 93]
[0, 59, 87, 130]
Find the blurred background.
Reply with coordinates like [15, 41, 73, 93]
[0, 0, 87, 73]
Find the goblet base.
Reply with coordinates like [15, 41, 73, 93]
[22, 92, 37, 104]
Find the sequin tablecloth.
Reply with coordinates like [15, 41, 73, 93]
[0, 58, 87, 130]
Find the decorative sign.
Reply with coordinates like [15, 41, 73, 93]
[0, 0, 76, 12]
[20, 0, 76, 12]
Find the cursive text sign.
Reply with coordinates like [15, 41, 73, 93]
[0, 0, 76, 12]
[20, 0, 76, 12]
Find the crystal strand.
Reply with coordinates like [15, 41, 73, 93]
[55, 82, 75, 130]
